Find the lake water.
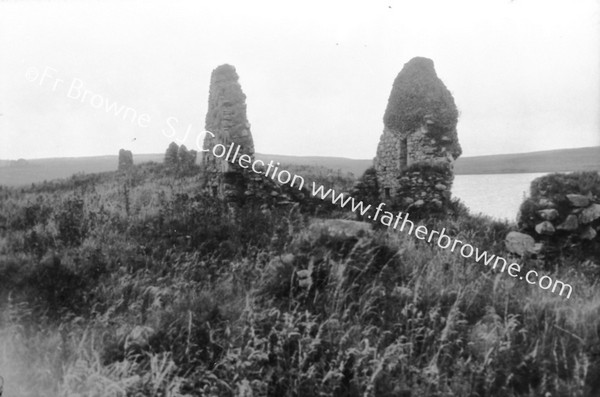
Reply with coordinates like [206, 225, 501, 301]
[452, 173, 548, 223]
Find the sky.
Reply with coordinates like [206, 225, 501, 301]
[0, 0, 598, 161]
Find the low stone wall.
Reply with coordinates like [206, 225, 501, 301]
[516, 172, 600, 257]
[240, 167, 337, 216]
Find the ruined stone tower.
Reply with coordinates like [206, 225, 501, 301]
[118, 149, 133, 172]
[202, 64, 254, 201]
[375, 57, 461, 205]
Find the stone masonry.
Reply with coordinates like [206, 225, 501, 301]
[374, 57, 461, 205]
[199, 64, 333, 214]
[202, 64, 255, 202]
[118, 149, 133, 172]
[513, 172, 600, 258]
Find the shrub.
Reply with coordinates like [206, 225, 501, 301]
[56, 197, 87, 246]
[351, 167, 380, 219]
[26, 253, 86, 314]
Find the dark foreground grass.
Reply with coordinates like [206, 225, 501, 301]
[0, 164, 598, 396]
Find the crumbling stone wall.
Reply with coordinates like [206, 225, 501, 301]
[118, 149, 133, 172]
[374, 57, 461, 207]
[198, 64, 331, 214]
[164, 142, 197, 175]
[349, 167, 380, 220]
[516, 172, 600, 259]
[407, 121, 457, 165]
[202, 64, 255, 203]
[375, 128, 403, 198]
[164, 142, 179, 169]
[395, 162, 452, 213]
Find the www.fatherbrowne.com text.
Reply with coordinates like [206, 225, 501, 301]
[205, 140, 573, 299]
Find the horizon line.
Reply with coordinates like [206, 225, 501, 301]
[1, 145, 599, 163]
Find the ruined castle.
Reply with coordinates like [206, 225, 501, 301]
[374, 57, 461, 206]
[202, 58, 461, 212]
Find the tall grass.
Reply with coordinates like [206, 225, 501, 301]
[0, 164, 597, 396]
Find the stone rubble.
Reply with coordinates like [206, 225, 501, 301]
[512, 172, 600, 258]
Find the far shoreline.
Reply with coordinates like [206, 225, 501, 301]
[0, 146, 598, 187]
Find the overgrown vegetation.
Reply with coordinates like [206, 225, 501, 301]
[0, 163, 598, 396]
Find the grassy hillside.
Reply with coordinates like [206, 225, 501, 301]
[1, 146, 598, 187]
[0, 162, 598, 396]
[0, 154, 165, 186]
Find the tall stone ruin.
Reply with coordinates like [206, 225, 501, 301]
[202, 64, 255, 202]
[374, 57, 461, 209]
[200, 64, 321, 212]
[118, 149, 133, 172]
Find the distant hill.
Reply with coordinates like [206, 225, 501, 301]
[0, 154, 165, 187]
[253, 154, 372, 177]
[0, 146, 598, 187]
[453, 146, 600, 175]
